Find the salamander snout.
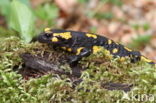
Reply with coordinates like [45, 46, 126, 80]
[37, 33, 52, 43]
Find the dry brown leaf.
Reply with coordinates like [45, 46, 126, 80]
[54, 0, 77, 14]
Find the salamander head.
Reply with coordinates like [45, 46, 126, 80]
[38, 28, 72, 45]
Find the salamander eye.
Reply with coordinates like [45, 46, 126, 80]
[45, 33, 52, 38]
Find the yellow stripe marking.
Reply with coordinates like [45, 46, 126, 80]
[51, 37, 58, 42]
[124, 47, 132, 51]
[44, 28, 51, 33]
[53, 32, 72, 39]
[108, 40, 112, 44]
[141, 56, 153, 63]
[76, 47, 84, 55]
[86, 33, 97, 39]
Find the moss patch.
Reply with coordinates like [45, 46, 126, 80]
[0, 37, 156, 103]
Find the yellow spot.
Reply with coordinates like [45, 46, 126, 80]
[61, 47, 72, 52]
[115, 42, 119, 45]
[112, 48, 118, 53]
[92, 46, 103, 54]
[44, 28, 51, 33]
[76, 47, 84, 55]
[53, 33, 59, 36]
[67, 48, 72, 52]
[124, 47, 132, 51]
[119, 57, 125, 62]
[61, 47, 66, 50]
[141, 56, 153, 63]
[108, 40, 112, 44]
[104, 50, 111, 55]
[53, 32, 72, 39]
[52, 37, 58, 42]
[105, 50, 113, 59]
[86, 33, 97, 39]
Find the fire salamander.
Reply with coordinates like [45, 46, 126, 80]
[37, 28, 155, 65]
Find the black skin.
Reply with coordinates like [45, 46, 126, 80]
[37, 29, 154, 65]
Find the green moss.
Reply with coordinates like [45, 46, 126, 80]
[0, 37, 156, 103]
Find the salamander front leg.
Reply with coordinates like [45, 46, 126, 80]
[69, 48, 91, 65]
